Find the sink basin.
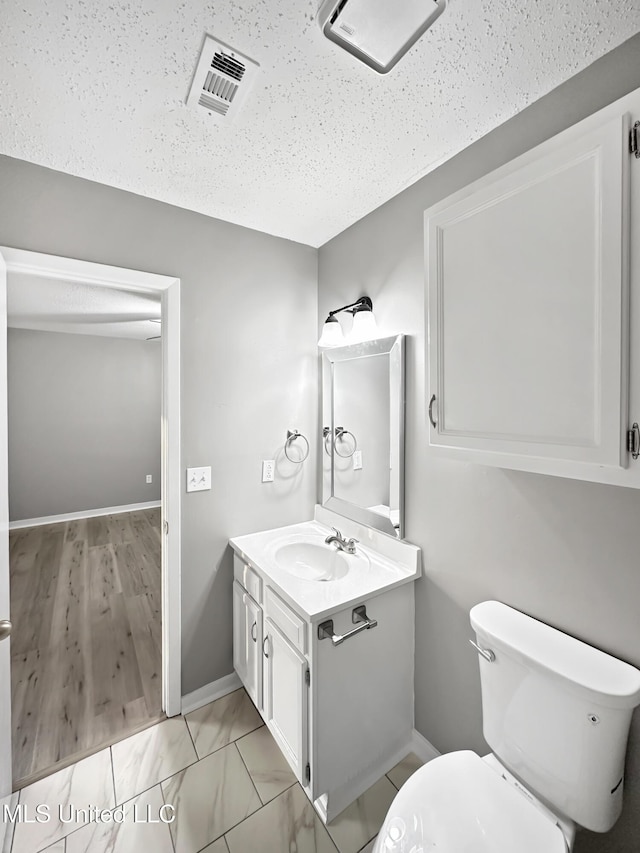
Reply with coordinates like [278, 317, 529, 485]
[273, 542, 350, 582]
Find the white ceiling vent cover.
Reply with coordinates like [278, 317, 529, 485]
[187, 35, 260, 123]
[318, 0, 446, 74]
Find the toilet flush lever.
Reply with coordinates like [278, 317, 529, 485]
[469, 639, 495, 663]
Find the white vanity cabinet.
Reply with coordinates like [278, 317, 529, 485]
[231, 540, 416, 824]
[233, 557, 310, 784]
[232, 580, 263, 712]
[425, 87, 640, 487]
[263, 617, 309, 784]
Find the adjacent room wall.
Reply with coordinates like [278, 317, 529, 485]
[318, 33, 640, 853]
[8, 328, 161, 521]
[0, 164, 318, 695]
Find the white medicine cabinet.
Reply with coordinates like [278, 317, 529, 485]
[425, 87, 640, 487]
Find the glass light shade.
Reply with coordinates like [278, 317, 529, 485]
[349, 308, 378, 343]
[318, 316, 345, 348]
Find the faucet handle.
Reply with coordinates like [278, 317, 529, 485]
[331, 526, 343, 538]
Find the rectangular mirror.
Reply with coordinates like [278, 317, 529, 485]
[322, 335, 405, 538]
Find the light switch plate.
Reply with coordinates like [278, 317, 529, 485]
[187, 466, 212, 492]
[353, 450, 363, 470]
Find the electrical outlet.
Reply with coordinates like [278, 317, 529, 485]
[262, 460, 275, 483]
[353, 450, 363, 470]
[146, 474, 153, 484]
[186, 466, 212, 492]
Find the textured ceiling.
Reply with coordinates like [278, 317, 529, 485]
[8, 273, 161, 340]
[0, 1, 639, 247]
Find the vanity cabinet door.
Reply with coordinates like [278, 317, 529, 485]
[263, 617, 309, 785]
[232, 581, 263, 712]
[425, 105, 634, 482]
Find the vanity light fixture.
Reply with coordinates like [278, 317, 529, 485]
[318, 296, 377, 347]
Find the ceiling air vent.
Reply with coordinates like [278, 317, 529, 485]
[187, 35, 260, 123]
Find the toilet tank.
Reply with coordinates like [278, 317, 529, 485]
[470, 601, 640, 833]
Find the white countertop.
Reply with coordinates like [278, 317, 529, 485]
[229, 515, 421, 621]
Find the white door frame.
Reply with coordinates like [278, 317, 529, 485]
[0, 248, 182, 751]
[0, 252, 10, 804]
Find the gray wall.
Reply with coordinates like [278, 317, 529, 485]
[0, 164, 318, 695]
[8, 328, 161, 520]
[318, 33, 640, 853]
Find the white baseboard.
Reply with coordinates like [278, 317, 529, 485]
[411, 729, 441, 764]
[9, 500, 162, 530]
[181, 672, 242, 716]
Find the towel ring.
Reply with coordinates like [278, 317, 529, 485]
[284, 429, 309, 463]
[334, 427, 357, 458]
[323, 426, 333, 456]
[323, 426, 357, 458]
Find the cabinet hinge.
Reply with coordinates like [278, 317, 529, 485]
[631, 121, 640, 158]
[627, 423, 640, 460]
[305, 762, 311, 785]
[305, 668, 310, 687]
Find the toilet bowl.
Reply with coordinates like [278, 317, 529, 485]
[373, 751, 571, 852]
[373, 601, 640, 852]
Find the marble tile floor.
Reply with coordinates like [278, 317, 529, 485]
[3, 687, 424, 853]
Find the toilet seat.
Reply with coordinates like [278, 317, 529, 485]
[374, 751, 568, 852]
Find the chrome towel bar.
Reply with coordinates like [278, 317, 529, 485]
[318, 605, 377, 646]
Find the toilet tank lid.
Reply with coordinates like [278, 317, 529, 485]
[470, 601, 640, 709]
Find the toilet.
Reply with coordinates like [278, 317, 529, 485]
[374, 600, 640, 852]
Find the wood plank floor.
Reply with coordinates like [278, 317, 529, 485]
[9, 507, 163, 786]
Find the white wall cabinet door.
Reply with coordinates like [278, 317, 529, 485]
[232, 581, 263, 712]
[263, 617, 308, 784]
[426, 104, 636, 482]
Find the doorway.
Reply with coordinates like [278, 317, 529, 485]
[10, 507, 163, 784]
[0, 248, 181, 796]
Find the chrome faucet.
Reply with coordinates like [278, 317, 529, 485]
[325, 527, 358, 555]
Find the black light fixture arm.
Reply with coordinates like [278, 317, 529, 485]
[325, 296, 373, 320]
